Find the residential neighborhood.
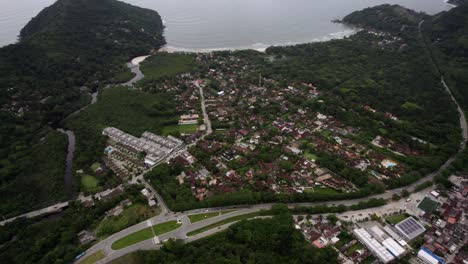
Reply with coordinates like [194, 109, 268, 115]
[294, 176, 468, 264]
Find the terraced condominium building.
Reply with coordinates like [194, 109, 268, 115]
[103, 127, 184, 166]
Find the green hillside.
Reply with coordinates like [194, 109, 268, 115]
[0, 0, 165, 217]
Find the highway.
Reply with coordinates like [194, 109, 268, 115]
[75, 21, 468, 263]
[79, 182, 439, 264]
[3, 23, 467, 263]
[0, 186, 123, 226]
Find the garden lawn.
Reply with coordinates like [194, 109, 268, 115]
[188, 210, 235, 223]
[81, 175, 99, 192]
[386, 213, 409, 225]
[162, 124, 198, 136]
[80, 250, 105, 264]
[304, 151, 318, 161]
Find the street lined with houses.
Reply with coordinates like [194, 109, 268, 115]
[4, 21, 468, 264]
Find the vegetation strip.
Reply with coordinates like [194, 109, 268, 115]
[111, 220, 181, 250]
[79, 250, 105, 264]
[187, 211, 265, 236]
[187, 210, 235, 223]
[153, 220, 182, 235]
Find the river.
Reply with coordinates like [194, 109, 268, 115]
[57, 128, 75, 199]
[56, 55, 148, 197]
[0, 0, 453, 50]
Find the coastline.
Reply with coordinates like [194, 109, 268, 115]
[444, 0, 458, 7]
[159, 27, 358, 53]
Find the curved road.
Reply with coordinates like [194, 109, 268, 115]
[75, 23, 468, 263]
[0, 55, 152, 226]
[2, 24, 465, 262]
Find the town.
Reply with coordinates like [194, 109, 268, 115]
[294, 175, 468, 264]
[101, 50, 430, 203]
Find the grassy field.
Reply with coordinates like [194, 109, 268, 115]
[418, 197, 439, 213]
[111, 227, 154, 250]
[162, 124, 198, 136]
[153, 220, 182, 235]
[187, 212, 264, 236]
[65, 86, 178, 167]
[386, 213, 409, 225]
[96, 204, 160, 237]
[139, 53, 196, 82]
[67, 86, 178, 137]
[80, 250, 105, 264]
[111, 220, 181, 250]
[188, 210, 235, 223]
[81, 175, 99, 192]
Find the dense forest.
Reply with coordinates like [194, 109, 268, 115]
[0, 0, 165, 218]
[448, 0, 468, 6]
[66, 86, 179, 171]
[111, 212, 339, 264]
[342, 4, 427, 33]
[1, 2, 468, 264]
[0, 185, 147, 264]
[424, 3, 468, 108]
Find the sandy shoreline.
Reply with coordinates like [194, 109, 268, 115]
[159, 27, 358, 54]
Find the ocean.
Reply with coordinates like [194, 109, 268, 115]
[0, 0, 453, 50]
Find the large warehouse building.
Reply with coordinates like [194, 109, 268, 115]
[353, 228, 395, 263]
[417, 247, 444, 264]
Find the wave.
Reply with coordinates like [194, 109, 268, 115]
[161, 28, 359, 53]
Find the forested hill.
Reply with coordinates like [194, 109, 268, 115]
[0, 0, 165, 218]
[448, 0, 468, 6]
[1, 0, 165, 123]
[342, 4, 427, 33]
[424, 4, 468, 107]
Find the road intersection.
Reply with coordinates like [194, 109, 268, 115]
[77, 25, 468, 263]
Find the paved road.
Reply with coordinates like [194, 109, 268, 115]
[0, 186, 123, 226]
[77, 181, 438, 264]
[183, 81, 214, 148]
[75, 21, 468, 263]
[84, 208, 260, 263]
[7, 24, 468, 262]
[196, 81, 212, 135]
